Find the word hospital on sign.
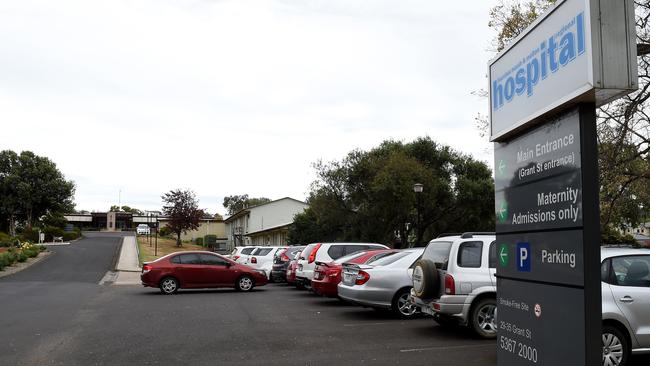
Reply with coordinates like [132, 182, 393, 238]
[492, 12, 585, 111]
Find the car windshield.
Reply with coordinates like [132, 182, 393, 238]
[241, 247, 255, 255]
[334, 251, 367, 264]
[300, 244, 317, 259]
[254, 248, 273, 256]
[367, 251, 408, 266]
[422, 241, 453, 270]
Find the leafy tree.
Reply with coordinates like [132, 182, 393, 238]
[481, 0, 650, 240]
[287, 137, 495, 247]
[223, 195, 271, 215]
[162, 189, 204, 247]
[120, 206, 144, 215]
[0, 150, 75, 236]
[108, 205, 144, 215]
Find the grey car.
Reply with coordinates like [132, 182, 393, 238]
[601, 246, 650, 366]
[337, 248, 425, 318]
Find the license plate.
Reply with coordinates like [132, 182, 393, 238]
[314, 272, 322, 280]
[343, 272, 357, 285]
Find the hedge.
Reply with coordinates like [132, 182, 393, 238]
[204, 235, 217, 247]
[0, 244, 46, 271]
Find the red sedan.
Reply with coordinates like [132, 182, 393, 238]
[311, 249, 395, 297]
[286, 259, 299, 285]
[141, 251, 268, 294]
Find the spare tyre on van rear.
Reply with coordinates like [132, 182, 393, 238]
[412, 259, 439, 300]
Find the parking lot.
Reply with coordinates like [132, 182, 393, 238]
[1, 234, 649, 366]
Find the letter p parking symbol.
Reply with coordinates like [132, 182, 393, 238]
[517, 242, 531, 272]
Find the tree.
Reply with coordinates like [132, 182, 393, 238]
[109, 205, 144, 215]
[482, 0, 650, 239]
[223, 195, 271, 215]
[0, 150, 75, 235]
[287, 137, 495, 247]
[161, 189, 204, 247]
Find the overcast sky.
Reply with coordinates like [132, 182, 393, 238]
[1, 0, 498, 215]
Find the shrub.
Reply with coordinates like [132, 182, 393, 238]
[19, 228, 39, 243]
[159, 226, 172, 237]
[24, 248, 38, 258]
[204, 235, 217, 247]
[17, 252, 28, 262]
[37, 245, 46, 252]
[44, 226, 65, 242]
[602, 227, 639, 246]
[0, 254, 10, 269]
[195, 237, 204, 246]
[0, 232, 11, 242]
[63, 232, 79, 241]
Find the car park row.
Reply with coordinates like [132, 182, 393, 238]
[141, 235, 650, 366]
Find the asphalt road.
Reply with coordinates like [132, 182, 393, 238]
[1, 233, 648, 366]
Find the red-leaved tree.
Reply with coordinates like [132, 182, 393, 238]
[161, 189, 204, 247]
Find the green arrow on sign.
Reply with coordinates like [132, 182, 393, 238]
[496, 201, 508, 223]
[497, 159, 507, 176]
[499, 244, 509, 267]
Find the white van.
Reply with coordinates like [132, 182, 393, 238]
[136, 224, 150, 235]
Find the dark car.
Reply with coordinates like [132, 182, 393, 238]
[141, 251, 268, 294]
[271, 246, 305, 282]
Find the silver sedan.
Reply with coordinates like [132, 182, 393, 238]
[338, 248, 425, 318]
[601, 247, 650, 366]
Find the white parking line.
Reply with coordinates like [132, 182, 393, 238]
[400, 344, 494, 353]
[343, 322, 395, 327]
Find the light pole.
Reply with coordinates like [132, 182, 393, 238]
[154, 214, 158, 257]
[413, 183, 424, 247]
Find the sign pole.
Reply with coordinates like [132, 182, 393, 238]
[578, 103, 601, 366]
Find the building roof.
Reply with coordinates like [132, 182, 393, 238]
[245, 222, 294, 236]
[224, 197, 307, 223]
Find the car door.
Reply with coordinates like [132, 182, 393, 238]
[488, 241, 497, 286]
[199, 253, 234, 286]
[608, 255, 650, 346]
[176, 253, 204, 287]
[455, 241, 486, 294]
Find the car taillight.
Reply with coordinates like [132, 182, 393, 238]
[233, 255, 240, 261]
[279, 249, 290, 262]
[355, 270, 370, 285]
[444, 274, 455, 295]
[308, 243, 322, 264]
[142, 264, 152, 274]
[251, 257, 257, 264]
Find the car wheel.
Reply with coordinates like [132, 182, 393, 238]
[159, 277, 179, 295]
[471, 298, 497, 339]
[603, 325, 629, 366]
[235, 275, 254, 292]
[392, 289, 418, 318]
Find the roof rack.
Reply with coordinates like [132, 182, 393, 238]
[437, 233, 462, 238]
[460, 232, 496, 239]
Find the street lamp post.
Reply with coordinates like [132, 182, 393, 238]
[413, 183, 424, 247]
[154, 214, 158, 257]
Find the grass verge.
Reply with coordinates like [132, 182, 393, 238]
[137, 236, 204, 265]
